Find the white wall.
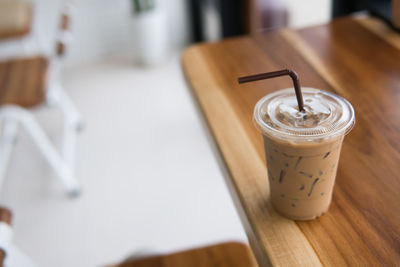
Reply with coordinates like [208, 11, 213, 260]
[163, 0, 192, 50]
[32, 0, 191, 66]
[283, 0, 332, 28]
[0, 0, 331, 66]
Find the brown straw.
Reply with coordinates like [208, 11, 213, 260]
[238, 69, 305, 112]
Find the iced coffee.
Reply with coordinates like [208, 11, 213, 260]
[254, 88, 355, 220]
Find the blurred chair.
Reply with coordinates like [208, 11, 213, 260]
[107, 242, 258, 267]
[0, 206, 39, 267]
[0, 3, 82, 196]
[0, 0, 45, 60]
[0, 0, 32, 40]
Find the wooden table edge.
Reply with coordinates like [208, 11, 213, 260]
[181, 45, 323, 266]
[180, 46, 273, 266]
[354, 16, 400, 50]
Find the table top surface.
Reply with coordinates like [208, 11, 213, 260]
[182, 16, 400, 266]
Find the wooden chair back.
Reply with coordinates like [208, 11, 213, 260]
[0, 2, 75, 107]
[55, 3, 74, 57]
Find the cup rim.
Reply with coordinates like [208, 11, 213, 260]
[253, 88, 356, 142]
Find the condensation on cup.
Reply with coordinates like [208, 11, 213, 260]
[254, 87, 355, 220]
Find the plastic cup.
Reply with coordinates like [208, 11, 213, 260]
[253, 88, 355, 220]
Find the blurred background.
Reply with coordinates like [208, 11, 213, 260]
[0, 0, 351, 266]
[0, 0, 332, 67]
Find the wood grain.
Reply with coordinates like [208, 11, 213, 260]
[108, 242, 257, 267]
[355, 16, 400, 50]
[183, 38, 322, 266]
[286, 17, 400, 265]
[0, 57, 48, 107]
[182, 17, 400, 266]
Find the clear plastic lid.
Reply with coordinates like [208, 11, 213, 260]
[253, 88, 355, 142]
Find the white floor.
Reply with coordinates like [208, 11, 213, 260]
[0, 55, 247, 267]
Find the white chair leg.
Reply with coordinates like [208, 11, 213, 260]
[0, 107, 81, 197]
[7, 244, 40, 267]
[61, 117, 77, 173]
[0, 221, 13, 267]
[0, 207, 39, 267]
[0, 119, 18, 191]
[47, 84, 83, 174]
[46, 83, 83, 131]
[19, 112, 81, 197]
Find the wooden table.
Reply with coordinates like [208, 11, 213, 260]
[182, 16, 400, 266]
